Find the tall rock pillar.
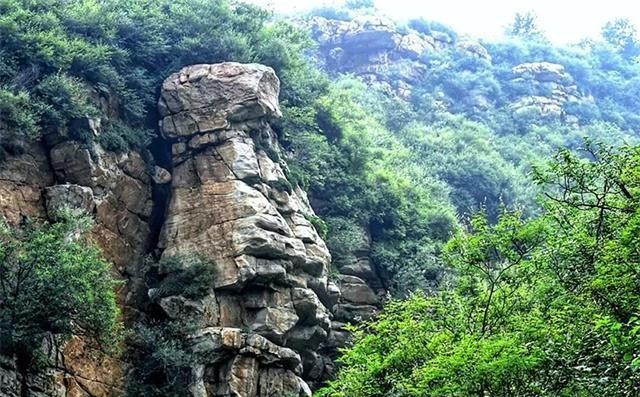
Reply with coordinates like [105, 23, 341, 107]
[157, 63, 338, 396]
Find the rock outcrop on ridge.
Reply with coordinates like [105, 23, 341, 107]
[305, 15, 590, 124]
[305, 15, 489, 99]
[509, 61, 590, 122]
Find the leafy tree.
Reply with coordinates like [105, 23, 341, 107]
[602, 18, 640, 58]
[506, 11, 546, 42]
[0, 209, 120, 370]
[127, 319, 206, 397]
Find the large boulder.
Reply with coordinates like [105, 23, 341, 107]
[44, 184, 95, 218]
[159, 63, 282, 138]
[341, 16, 400, 52]
[456, 39, 491, 61]
[398, 32, 435, 59]
[512, 62, 569, 84]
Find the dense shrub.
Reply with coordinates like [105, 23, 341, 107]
[129, 253, 217, 396]
[0, 209, 120, 368]
[283, 78, 459, 294]
[146, 254, 217, 302]
[128, 319, 206, 397]
[318, 143, 640, 397]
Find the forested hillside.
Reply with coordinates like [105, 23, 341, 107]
[295, 3, 640, 396]
[0, 0, 639, 396]
[278, 2, 640, 298]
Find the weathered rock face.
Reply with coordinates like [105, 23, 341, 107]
[0, 143, 53, 226]
[305, 15, 489, 99]
[157, 62, 336, 395]
[510, 62, 589, 122]
[0, 60, 384, 396]
[48, 142, 156, 270]
[0, 96, 161, 396]
[327, 225, 384, 328]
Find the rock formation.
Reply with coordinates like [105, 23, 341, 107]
[510, 62, 588, 121]
[156, 62, 340, 395]
[305, 14, 595, 125]
[0, 124, 160, 395]
[305, 15, 489, 99]
[328, 226, 384, 328]
[0, 60, 363, 397]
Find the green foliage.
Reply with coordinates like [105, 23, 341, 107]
[407, 18, 457, 41]
[127, 252, 220, 396]
[345, 0, 375, 10]
[307, 0, 376, 21]
[398, 117, 537, 220]
[267, 178, 294, 194]
[0, 0, 315, 155]
[283, 78, 459, 294]
[505, 11, 547, 42]
[129, 253, 217, 396]
[98, 119, 152, 153]
[0, 209, 121, 366]
[0, 89, 38, 159]
[307, 6, 352, 21]
[305, 214, 329, 239]
[601, 18, 640, 58]
[35, 74, 99, 132]
[319, 143, 640, 397]
[127, 319, 205, 397]
[146, 254, 216, 302]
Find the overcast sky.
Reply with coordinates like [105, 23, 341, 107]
[248, 0, 640, 44]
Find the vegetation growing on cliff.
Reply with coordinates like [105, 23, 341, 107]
[128, 254, 217, 397]
[2, 1, 640, 395]
[320, 143, 640, 396]
[281, 78, 458, 293]
[0, 209, 120, 368]
[0, 0, 313, 157]
[283, 7, 640, 298]
[5, 0, 639, 299]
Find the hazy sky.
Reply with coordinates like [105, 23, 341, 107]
[248, 0, 640, 44]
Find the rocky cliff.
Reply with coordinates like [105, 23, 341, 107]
[0, 99, 158, 396]
[305, 15, 589, 122]
[306, 15, 489, 99]
[0, 63, 357, 397]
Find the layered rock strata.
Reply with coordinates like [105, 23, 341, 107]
[510, 62, 589, 122]
[157, 62, 339, 396]
[0, 60, 385, 397]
